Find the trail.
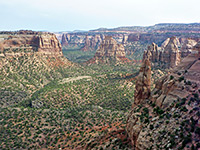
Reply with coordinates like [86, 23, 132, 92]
[59, 76, 92, 84]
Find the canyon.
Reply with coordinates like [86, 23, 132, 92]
[86, 36, 130, 64]
[126, 42, 200, 149]
[60, 23, 200, 62]
[0, 24, 200, 150]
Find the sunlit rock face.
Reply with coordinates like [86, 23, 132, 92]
[143, 37, 181, 68]
[87, 36, 130, 64]
[127, 51, 200, 149]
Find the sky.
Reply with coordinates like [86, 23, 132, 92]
[0, 0, 199, 32]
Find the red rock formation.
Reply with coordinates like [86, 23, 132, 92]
[122, 35, 128, 44]
[127, 34, 140, 42]
[81, 35, 91, 51]
[143, 37, 181, 68]
[61, 34, 70, 47]
[193, 41, 200, 57]
[193, 41, 200, 50]
[162, 36, 181, 67]
[127, 52, 200, 149]
[81, 34, 103, 51]
[0, 31, 63, 56]
[37, 34, 62, 55]
[133, 58, 151, 107]
[87, 36, 130, 64]
[180, 38, 197, 50]
[143, 42, 160, 62]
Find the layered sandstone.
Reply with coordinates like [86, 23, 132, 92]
[87, 36, 130, 64]
[61, 33, 70, 47]
[122, 34, 128, 44]
[193, 41, 200, 50]
[133, 58, 151, 106]
[37, 34, 62, 55]
[0, 30, 71, 68]
[0, 30, 63, 56]
[193, 41, 200, 58]
[180, 38, 197, 57]
[127, 53, 200, 149]
[162, 36, 181, 67]
[81, 34, 103, 51]
[143, 37, 181, 68]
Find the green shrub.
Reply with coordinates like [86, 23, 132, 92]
[170, 75, 174, 80]
[178, 76, 184, 82]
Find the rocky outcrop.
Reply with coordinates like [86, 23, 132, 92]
[127, 34, 140, 42]
[61, 34, 70, 47]
[193, 41, 200, 50]
[143, 37, 181, 68]
[0, 31, 71, 68]
[0, 31, 63, 56]
[133, 58, 151, 106]
[127, 52, 200, 149]
[91, 34, 103, 49]
[122, 35, 128, 44]
[193, 41, 200, 58]
[81, 34, 103, 51]
[87, 36, 130, 64]
[37, 34, 62, 55]
[0, 31, 73, 108]
[161, 37, 180, 49]
[81, 35, 91, 51]
[162, 36, 181, 67]
[60, 33, 85, 48]
[180, 38, 197, 50]
[161, 38, 170, 48]
[143, 42, 160, 62]
[162, 37, 199, 58]
[179, 38, 197, 57]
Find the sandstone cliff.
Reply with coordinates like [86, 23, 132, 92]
[133, 58, 151, 106]
[0, 31, 63, 56]
[143, 37, 181, 68]
[162, 36, 181, 67]
[0, 30, 71, 68]
[81, 34, 103, 51]
[122, 34, 128, 44]
[87, 36, 130, 64]
[194, 41, 200, 50]
[37, 34, 63, 55]
[61, 33, 70, 47]
[0, 30, 72, 107]
[127, 52, 200, 149]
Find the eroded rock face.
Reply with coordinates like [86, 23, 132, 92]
[143, 37, 181, 68]
[127, 53, 200, 149]
[61, 33, 105, 51]
[179, 38, 197, 57]
[193, 41, 200, 52]
[0, 31, 71, 68]
[122, 35, 128, 44]
[181, 38, 197, 50]
[87, 36, 130, 64]
[61, 34, 70, 47]
[162, 36, 181, 67]
[161, 38, 170, 48]
[143, 42, 160, 62]
[193, 41, 200, 58]
[81, 34, 103, 51]
[37, 34, 62, 55]
[0, 31, 63, 56]
[133, 58, 151, 106]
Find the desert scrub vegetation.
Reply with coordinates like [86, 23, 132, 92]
[27, 74, 135, 111]
[0, 50, 141, 149]
[0, 105, 127, 149]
